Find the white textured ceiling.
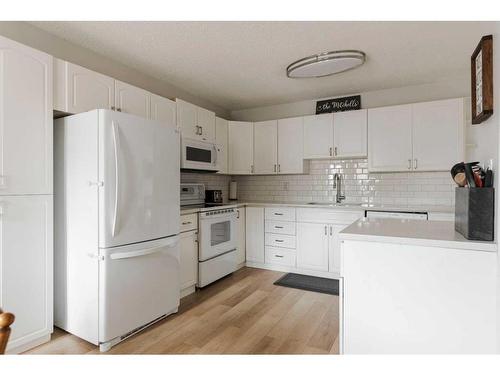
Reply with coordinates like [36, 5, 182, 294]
[31, 21, 496, 111]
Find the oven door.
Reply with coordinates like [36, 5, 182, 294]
[181, 138, 219, 171]
[199, 211, 237, 261]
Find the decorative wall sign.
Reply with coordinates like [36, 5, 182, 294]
[471, 35, 493, 124]
[316, 95, 361, 114]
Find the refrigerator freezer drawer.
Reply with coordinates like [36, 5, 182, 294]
[198, 249, 237, 288]
[98, 235, 180, 344]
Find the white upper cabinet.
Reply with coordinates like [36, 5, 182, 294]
[253, 120, 278, 174]
[176, 99, 215, 142]
[215, 117, 229, 174]
[412, 98, 464, 171]
[333, 109, 367, 158]
[0, 35, 53, 195]
[228, 121, 254, 174]
[115, 80, 151, 118]
[197, 106, 216, 141]
[303, 113, 334, 159]
[368, 104, 413, 172]
[278, 117, 306, 174]
[150, 93, 176, 128]
[54, 59, 114, 113]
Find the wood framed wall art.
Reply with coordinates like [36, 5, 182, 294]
[471, 35, 493, 124]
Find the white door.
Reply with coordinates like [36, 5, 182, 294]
[333, 109, 367, 158]
[328, 224, 346, 274]
[0, 35, 52, 195]
[98, 235, 179, 343]
[278, 117, 304, 174]
[303, 113, 334, 159]
[150, 93, 176, 128]
[114, 80, 150, 118]
[254, 120, 278, 174]
[236, 207, 246, 265]
[179, 230, 198, 290]
[245, 207, 264, 263]
[197, 107, 216, 142]
[296, 222, 329, 271]
[215, 117, 229, 174]
[368, 104, 413, 172]
[0, 195, 53, 351]
[412, 98, 464, 171]
[228, 121, 254, 174]
[176, 99, 198, 139]
[98, 110, 180, 248]
[56, 60, 115, 113]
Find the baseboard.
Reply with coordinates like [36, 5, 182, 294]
[8, 334, 51, 354]
[245, 261, 340, 280]
[180, 285, 196, 298]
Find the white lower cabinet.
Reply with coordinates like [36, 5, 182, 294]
[245, 207, 264, 263]
[179, 230, 198, 293]
[1, 195, 53, 353]
[296, 222, 329, 272]
[236, 207, 246, 266]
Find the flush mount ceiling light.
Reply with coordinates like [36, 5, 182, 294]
[286, 50, 366, 78]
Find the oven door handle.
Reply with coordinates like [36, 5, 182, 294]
[200, 213, 237, 221]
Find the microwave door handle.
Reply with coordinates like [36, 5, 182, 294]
[213, 144, 218, 165]
[111, 122, 121, 237]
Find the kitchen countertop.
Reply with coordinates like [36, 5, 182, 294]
[180, 201, 455, 215]
[339, 217, 497, 252]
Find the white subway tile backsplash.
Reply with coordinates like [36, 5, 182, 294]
[234, 159, 455, 207]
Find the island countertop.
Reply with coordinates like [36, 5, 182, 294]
[339, 217, 497, 252]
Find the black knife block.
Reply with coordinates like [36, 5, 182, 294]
[455, 187, 494, 241]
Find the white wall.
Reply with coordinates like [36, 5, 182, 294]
[0, 21, 230, 118]
[230, 76, 469, 122]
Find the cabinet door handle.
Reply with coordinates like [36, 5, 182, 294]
[325, 225, 328, 235]
[236, 209, 240, 219]
[200, 126, 203, 135]
[274, 226, 283, 229]
[181, 221, 192, 225]
[111, 106, 116, 111]
[334, 147, 338, 156]
[414, 158, 418, 170]
[251, 165, 254, 174]
[330, 226, 333, 236]
[278, 164, 281, 173]
[117, 108, 122, 112]
[408, 159, 412, 170]
[274, 164, 277, 172]
[274, 213, 283, 216]
[275, 255, 284, 258]
[329, 147, 333, 156]
[275, 239, 284, 243]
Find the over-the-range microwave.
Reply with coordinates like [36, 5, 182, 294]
[181, 137, 220, 172]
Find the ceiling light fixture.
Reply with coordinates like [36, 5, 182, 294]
[286, 50, 366, 78]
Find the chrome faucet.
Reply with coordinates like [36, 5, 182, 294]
[333, 173, 345, 204]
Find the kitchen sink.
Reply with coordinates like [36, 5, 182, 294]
[306, 202, 363, 207]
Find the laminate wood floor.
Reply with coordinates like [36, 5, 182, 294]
[25, 267, 339, 355]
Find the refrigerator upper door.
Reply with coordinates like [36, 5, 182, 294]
[98, 235, 180, 343]
[98, 110, 180, 248]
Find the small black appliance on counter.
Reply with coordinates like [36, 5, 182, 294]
[205, 189, 223, 205]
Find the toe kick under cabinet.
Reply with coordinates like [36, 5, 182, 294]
[247, 206, 363, 279]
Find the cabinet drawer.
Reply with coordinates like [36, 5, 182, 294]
[265, 247, 296, 267]
[265, 233, 296, 249]
[180, 213, 198, 232]
[265, 220, 296, 235]
[265, 207, 296, 222]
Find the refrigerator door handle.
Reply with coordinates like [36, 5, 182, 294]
[111, 121, 121, 237]
[109, 236, 179, 260]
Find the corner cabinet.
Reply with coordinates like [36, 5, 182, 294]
[368, 99, 464, 172]
[228, 121, 254, 174]
[176, 99, 215, 142]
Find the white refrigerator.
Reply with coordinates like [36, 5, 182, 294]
[54, 109, 180, 352]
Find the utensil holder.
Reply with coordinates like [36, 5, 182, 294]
[455, 187, 494, 241]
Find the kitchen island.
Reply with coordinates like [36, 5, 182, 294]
[339, 217, 497, 354]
